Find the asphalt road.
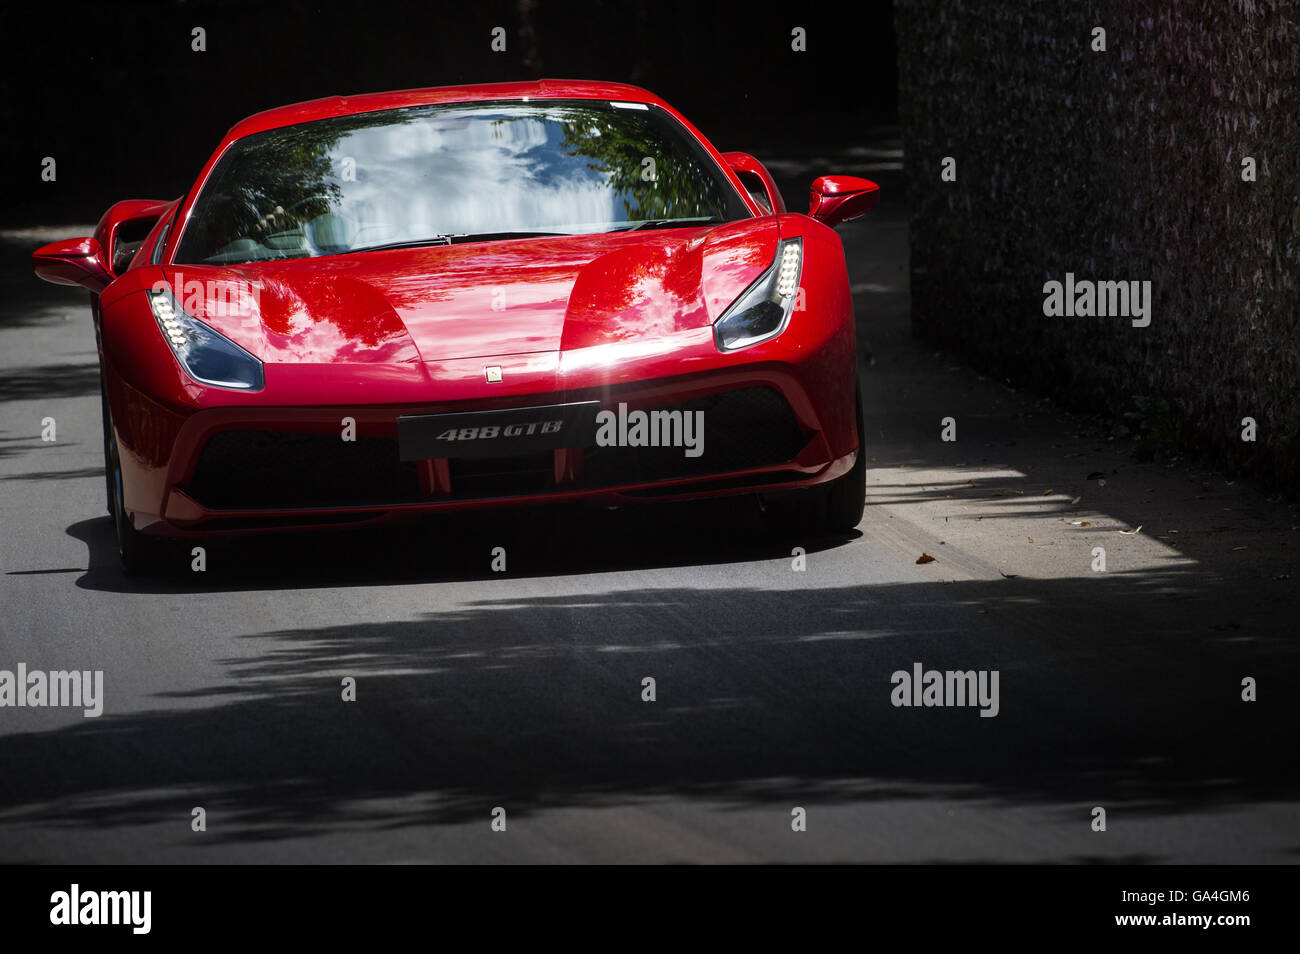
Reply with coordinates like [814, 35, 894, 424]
[1, 141, 1297, 863]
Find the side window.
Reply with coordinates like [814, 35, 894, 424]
[111, 219, 157, 275]
[734, 170, 772, 214]
[150, 212, 177, 265]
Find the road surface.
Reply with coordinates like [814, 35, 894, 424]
[1, 140, 1297, 863]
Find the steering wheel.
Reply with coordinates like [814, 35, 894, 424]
[284, 193, 336, 220]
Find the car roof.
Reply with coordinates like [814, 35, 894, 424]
[227, 79, 666, 139]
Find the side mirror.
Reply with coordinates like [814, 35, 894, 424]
[32, 237, 113, 293]
[95, 198, 174, 277]
[722, 152, 785, 214]
[809, 175, 880, 228]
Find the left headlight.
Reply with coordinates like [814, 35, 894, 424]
[713, 237, 802, 352]
[147, 289, 264, 390]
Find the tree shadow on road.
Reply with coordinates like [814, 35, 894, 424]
[1, 549, 1294, 855]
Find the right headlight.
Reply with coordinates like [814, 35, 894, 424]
[147, 288, 265, 390]
[713, 237, 802, 352]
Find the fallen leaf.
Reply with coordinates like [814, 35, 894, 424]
[916, 553, 936, 564]
[1068, 520, 1093, 527]
[1027, 536, 1034, 542]
[1118, 525, 1143, 535]
[998, 570, 1019, 578]
[1042, 489, 1054, 495]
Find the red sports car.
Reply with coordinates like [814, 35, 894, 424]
[32, 80, 878, 573]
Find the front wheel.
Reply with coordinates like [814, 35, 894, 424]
[763, 379, 866, 535]
[100, 374, 114, 516]
[106, 417, 166, 576]
[820, 379, 867, 530]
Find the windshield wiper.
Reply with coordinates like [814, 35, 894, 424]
[350, 231, 566, 254]
[350, 236, 454, 253]
[448, 230, 567, 243]
[609, 217, 723, 232]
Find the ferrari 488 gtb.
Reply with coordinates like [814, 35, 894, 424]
[32, 80, 879, 572]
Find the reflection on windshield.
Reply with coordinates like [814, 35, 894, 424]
[175, 101, 750, 265]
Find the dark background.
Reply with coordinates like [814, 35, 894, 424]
[4, 0, 1292, 489]
[0, 0, 899, 224]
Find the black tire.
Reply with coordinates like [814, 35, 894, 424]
[821, 379, 868, 531]
[100, 374, 114, 516]
[106, 414, 165, 576]
[763, 378, 866, 535]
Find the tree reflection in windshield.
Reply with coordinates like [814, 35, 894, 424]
[175, 100, 750, 265]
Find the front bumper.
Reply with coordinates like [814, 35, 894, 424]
[123, 363, 856, 537]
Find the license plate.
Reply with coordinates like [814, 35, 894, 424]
[397, 401, 601, 461]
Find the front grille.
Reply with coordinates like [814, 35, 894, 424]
[187, 430, 421, 508]
[448, 452, 555, 499]
[184, 386, 807, 511]
[583, 386, 806, 488]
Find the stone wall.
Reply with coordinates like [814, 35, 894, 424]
[895, 0, 1299, 489]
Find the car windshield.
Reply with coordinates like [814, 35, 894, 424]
[174, 100, 751, 265]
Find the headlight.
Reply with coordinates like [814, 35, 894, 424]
[147, 289, 264, 390]
[713, 238, 802, 352]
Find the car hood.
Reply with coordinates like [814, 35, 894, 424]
[164, 218, 778, 365]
